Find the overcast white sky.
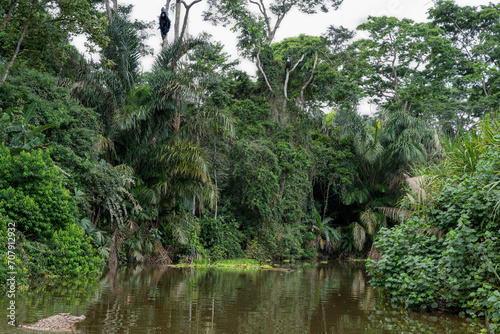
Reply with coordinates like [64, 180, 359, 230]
[73, 0, 495, 114]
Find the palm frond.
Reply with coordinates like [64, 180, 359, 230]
[169, 213, 199, 246]
[96, 135, 116, 160]
[404, 174, 427, 204]
[113, 85, 152, 132]
[353, 222, 366, 251]
[153, 37, 207, 71]
[158, 141, 210, 182]
[376, 206, 412, 223]
[360, 208, 377, 235]
[342, 187, 370, 205]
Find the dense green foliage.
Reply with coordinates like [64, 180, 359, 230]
[368, 118, 500, 330]
[0, 146, 77, 239]
[0, 146, 103, 279]
[1, 1, 500, 328]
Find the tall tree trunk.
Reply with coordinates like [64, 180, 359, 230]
[105, 0, 112, 21]
[192, 194, 196, 215]
[482, 76, 495, 119]
[0, 16, 31, 89]
[174, 0, 181, 41]
[105, 0, 118, 21]
[283, 53, 305, 98]
[162, 0, 172, 46]
[323, 181, 330, 220]
[284, 69, 290, 98]
[214, 145, 218, 220]
[173, 113, 181, 134]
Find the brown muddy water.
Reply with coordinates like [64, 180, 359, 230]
[1, 262, 486, 333]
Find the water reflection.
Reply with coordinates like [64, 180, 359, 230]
[1, 263, 485, 333]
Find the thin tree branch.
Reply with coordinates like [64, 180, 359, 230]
[250, 0, 273, 41]
[256, 48, 273, 92]
[179, 0, 202, 41]
[0, 15, 31, 88]
[300, 51, 318, 110]
[0, 0, 16, 32]
[174, 0, 181, 40]
[249, 0, 265, 16]
[291, 54, 305, 72]
[284, 54, 305, 98]
[105, 0, 113, 22]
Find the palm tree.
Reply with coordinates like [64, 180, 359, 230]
[72, 13, 219, 263]
[332, 108, 435, 252]
[310, 209, 341, 253]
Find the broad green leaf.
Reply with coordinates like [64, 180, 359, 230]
[24, 102, 37, 123]
[31, 123, 57, 134]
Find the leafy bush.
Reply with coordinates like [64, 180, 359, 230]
[200, 216, 244, 260]
[45, 223, 105, 276]
[0, 65, 99, 135]
[246, 222, 315, 261]
[368, 118, 500, 331]
[0, 146, 104, 279]
[369, 217, 500, 325]
[0, 145, 78, 240]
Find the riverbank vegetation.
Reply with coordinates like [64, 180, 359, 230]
[1, 0, 499, 329]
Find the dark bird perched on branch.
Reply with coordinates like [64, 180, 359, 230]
[285, 55, 291, 73]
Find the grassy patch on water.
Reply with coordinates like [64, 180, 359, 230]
[170, 258, 274, 270]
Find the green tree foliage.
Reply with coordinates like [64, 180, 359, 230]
[331, 108, 434, 251]
[0, 0, 109, 87]
[204, 0, 343, 46]
[230, 139, 281, 226]
[272, 33, 359, 110]
[355, 2, 500, 135]
[429, 1, 500, 120]
[355, 17, 436, 111]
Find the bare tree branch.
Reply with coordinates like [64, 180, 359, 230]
[179, 0, 202, 41]
[284, 54, 305, 98]
[256, 48, 274, 92]
[300, 51, 318, 110]
[0, 0, 16, 31]
[0, 15, 31, 88]
[290, 54, 305, 72]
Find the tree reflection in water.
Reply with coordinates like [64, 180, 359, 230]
[0, 262, 485, 333]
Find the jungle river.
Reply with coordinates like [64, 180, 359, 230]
[1, 262, 486, 333]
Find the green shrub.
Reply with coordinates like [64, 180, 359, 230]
[200, 216, 244, 260]
[0, 146, 78, 240]
[45, 223, 105, 276]
[247, 222, 315, 261]
[369, 217, 500, 323]
[368, 119, 500, 331]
